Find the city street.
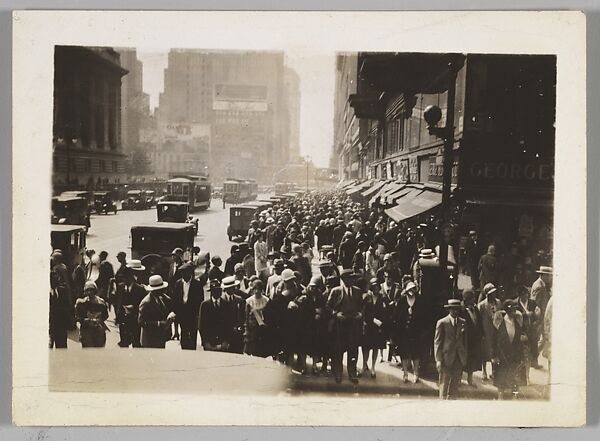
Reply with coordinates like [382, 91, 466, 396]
[63, 195, 551, 399]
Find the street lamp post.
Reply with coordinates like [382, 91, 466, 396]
[423, 57, 461, 280]
[305, 155, 310, 192]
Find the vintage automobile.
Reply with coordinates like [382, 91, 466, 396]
[51, 224, 87, 272]
[60, 191, 93, 215]
[143, 190, 157, 208]
[227, 204, 262, 241]
[51, 196, 91, 230]
[121, 190, 147, 210]
[93, 191, 118, 215]
[130, 222, 205, 280]
[156, 201, 199, 234]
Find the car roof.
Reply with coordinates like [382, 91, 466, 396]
[53, 196, 85, 202]
[127, 189, 142, 193]
[131, 222, 194, 231]
[157, 201, 188, 206]
[230, 205, 257, 210]
[94, 191, 109, 195]
[51, 224, 86, 232]
[168, 177, 193, 183]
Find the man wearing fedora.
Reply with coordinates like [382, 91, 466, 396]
[172, 262, 204, 350]
[138, 275, 176, 348]
[434, 298, 468, 399]
[199, 279, 233, 352]
[222, 276, 246, 354]
[531, 265, 552, 315]
[114, 260, 147, 348]
[327, 269, 363, 384]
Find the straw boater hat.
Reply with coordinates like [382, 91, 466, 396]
[171, 248, 184, 256]
[482, 283, 498, 296]
[403, 281, 418, 294]
[84, 281, 98, 292]
[221, 276, 240, 290]
[443, 298, 463, 309]
[145, 275, 168, 291]
[281, 268, 296, 282]
[419, 249, 435, 258]
[126, 259, 146, 271]
[536, 265, 553, 275]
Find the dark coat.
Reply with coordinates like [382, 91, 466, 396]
[327, 285, 363, 351]
[172, 278, 205, 329]
[49, 284, 73, 331]
[138, 292, 174, 348]
[114, 281, 146, 325]
[338, 237, 357, 269]
[461, 306, 484, 372]
[199, 298, 233, 348]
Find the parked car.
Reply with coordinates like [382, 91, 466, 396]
[93, 191, 118, 215]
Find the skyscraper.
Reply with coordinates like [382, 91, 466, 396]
[155, 50, 297, 183]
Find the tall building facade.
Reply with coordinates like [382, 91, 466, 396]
[52, 46, 128, 193]
[335, 52, 556, 253]
[119, 49, 150, 155]
[155, 50, 297, 183]
[284, 67, 301, 163]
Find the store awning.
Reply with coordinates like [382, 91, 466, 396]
[346, 179, 373, 196]
[336, 179, 357, 189]
[361, 180, 387, 197]
[369, 181, 395, 206]
[385, 188, 443, 222]
[378, 182, 405, 204]
[383, 185, 413, 205]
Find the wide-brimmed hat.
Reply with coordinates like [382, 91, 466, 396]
[444, 298, 463, 309]
[234, 263, 245, 273]
[419, 248, 435, 258]
[179, 262, 194, 273]
[339, 268, 353, 279]
[221, 276, 240, 289]
[482, 283, 498, 296]
[536, 265, 553, 275]
[404, 281, 417, 293]
[369, 277, 379, 287]
[266, 217, 275, 224]
[281, 268, 296, 281]
[84, 281, 98, 292]
[273, 259, 285, 268]
[171, 248, 184, 256]
[126, 259, 146, 271]
[145, 275, 168, 291]
[318, 259, 332, 268]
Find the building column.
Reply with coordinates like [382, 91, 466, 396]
[89, 74, 96, 149]
[103, 78, 109, 149]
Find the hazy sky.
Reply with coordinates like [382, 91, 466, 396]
[137, 49, 335, 167]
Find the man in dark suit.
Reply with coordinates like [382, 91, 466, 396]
[49, 270, 72, 348]
[168, 248, 185, 339]
[199, 279, 233, 351]
[327, 269, 363, 384]
[464, 230, 483, 290]
[114, 261, 147, 347]
[138, 275, 176, 349]
[221, 276, 245, 354]
[434, 299, 468, 399]
[172, 262, 205, 350]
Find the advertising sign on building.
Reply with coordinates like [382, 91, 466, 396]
[398, 159, 409, 182]
[428, 152, 459, 185]
[409, 157, 419, 183]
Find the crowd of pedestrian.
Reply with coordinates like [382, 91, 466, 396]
[49, 189, 553, 399]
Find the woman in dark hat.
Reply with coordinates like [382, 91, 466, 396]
[361, 278, 389, 378]
[492, 299, 528, 399]
[392, 281, 426, 383]
[460, 288, 484, 386]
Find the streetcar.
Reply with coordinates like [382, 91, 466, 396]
[223, 178, 258, 204]
[166, 174, 212, 212]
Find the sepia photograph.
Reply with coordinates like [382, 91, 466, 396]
[12, 10, 586, 426]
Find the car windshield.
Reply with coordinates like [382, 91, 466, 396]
[132, 230, 187, 255]
[158, 204, 186, 220]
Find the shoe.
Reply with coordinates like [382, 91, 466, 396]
[371, 371, 376, 379]
[403, 373, 409, 383]
[350, 377, 359, 384]
[413, 376, 419, 384]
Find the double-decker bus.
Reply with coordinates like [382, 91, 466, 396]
[223, 178, 258, 204]
[166, 174, 212, 212]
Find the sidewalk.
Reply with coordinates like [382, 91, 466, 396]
[286, 356, 550, 400]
